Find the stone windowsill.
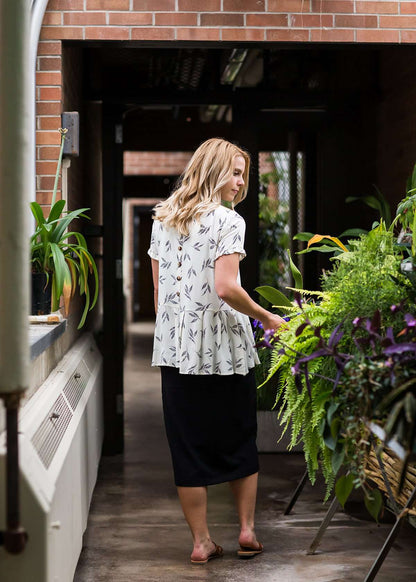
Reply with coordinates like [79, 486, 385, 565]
[29, 319, 67, 360]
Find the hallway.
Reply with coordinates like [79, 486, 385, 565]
[74, 322, 416, 582]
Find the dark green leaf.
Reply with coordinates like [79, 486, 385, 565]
[287, 249, 303, 290]
[297, 245, 344, 255]
[330, 418, 341, 441]
[323, 422, 337, 451]
[50, 208, 90, 243]
[331, 446, 345, 474]
[30, 202, 46, 226]
[335, 474, 354, 508]
[293, 232, 315, 242]
[339, 228, 367, 237]
[364, 489, 383, 522]
[346, 195, 381, 211]
[377, 378, 416, 412]
[327, 401, 340, 425]
[254, 286, 293, 310]
[47, 199, 66, 224]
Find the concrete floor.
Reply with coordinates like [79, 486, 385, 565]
[74, 322, 416, 582]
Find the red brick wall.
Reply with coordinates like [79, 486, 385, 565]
[36, 39, 62, 213]
[36, 0, 416, 211]
[124, 151, 192, 176]
[40, 1, 416, 44]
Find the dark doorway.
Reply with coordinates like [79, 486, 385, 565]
[132, 206, 154, 320]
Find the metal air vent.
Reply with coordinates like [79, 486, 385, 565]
[83, 346, 99, 373]
[63, 361, 90, 411]
[31, 395, 72, 468]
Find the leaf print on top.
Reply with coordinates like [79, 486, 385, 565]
[188, 312, 200, 324]
[201, 258, 213, 271]
[160, 258, 172, 270]
[195, 302, 211, 312]
[201, 282, 211, 295]
[184, 284, 193, 301]
[198, 224, 210, 235]
[164, 292, 178, 305]
[188, 328, 198, 343]
[147, 206, 259, 375]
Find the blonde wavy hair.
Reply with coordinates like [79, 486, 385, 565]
[153, 138, 250, 235]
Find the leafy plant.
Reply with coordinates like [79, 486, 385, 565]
[257, 291, 337, 492]
[287, 305, 416, 515]
[255, 166, 416, 518]
[319, 224, 409, 340]
[257, 223, 414, 509]
[30, 128, 99, 328]
[346, 185, 392, 228]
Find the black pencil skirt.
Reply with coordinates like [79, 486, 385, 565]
[160, 366, 259, 487]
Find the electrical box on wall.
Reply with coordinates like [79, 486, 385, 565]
[61, 112, 79, 157]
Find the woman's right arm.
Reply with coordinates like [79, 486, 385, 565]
[151, 258, 159, 315]
[215, 253, 286, 332]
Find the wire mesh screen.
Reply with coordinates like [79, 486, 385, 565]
[258, 151, 305, 291]
[297, 152, 305, 239]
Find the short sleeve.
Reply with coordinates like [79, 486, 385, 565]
[215, 211, 246, 261]
[147, 220, 161, 260]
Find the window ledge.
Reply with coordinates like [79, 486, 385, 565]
[29, 320, 67, 361]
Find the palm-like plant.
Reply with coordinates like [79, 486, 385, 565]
[30, 128, 99, 328]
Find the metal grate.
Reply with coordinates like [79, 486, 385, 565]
[83, 346, 98, 374]
[31, 395, 72, 469]
[63, 361, 90, 412]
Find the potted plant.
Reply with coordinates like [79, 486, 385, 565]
[30, 128, 99, 328]
[256, 183, 416, 517]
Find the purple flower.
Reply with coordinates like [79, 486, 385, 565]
[264, 328, 274, 341]
[253, 319, 263, 329]
[294, 292, 303, 309]
[404, 313, 416, 328]
[255, 338, 273, 349]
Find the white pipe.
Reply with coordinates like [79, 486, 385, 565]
[0, 0, 32, 394]
[29, 0, 51, 210]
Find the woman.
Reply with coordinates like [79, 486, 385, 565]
[148, 138, 285, 565]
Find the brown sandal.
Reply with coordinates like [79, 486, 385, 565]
[191, 542, 224, 565]
[237, 542, 264, 558]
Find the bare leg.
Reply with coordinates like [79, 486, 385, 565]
[229, 472, 262, 549]
[177, 486, 217, 561]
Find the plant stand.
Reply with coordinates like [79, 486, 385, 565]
[284, 433, 416, 581]
[283, 468, 308, 515]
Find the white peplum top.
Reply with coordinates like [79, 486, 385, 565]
[147, 205, 260, 375]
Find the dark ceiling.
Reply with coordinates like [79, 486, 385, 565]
[82, 46, 347, 103]
[75, 44, 383, 152]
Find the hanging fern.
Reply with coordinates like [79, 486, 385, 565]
[265, 296, 338, 493]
